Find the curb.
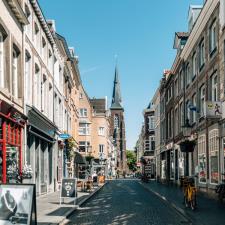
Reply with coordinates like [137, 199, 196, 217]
[58, 182, 108, 225]
[138, 181, 201, 225]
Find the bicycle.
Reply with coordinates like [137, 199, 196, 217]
[215, 173, 225, 202]
[183, 176, 197, 210]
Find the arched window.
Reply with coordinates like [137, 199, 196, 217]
[114, 114, 119, 129]
[0, 32, 4, 88]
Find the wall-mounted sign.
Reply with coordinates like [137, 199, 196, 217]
[205, 101, 222, 118]
[60, 178, 77, 205]
[59, 134, 70, 139]
[0, 184, 37, 225]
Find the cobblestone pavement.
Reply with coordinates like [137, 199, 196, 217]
[142, 181, 225, 225]
[66, 179, 190, 225]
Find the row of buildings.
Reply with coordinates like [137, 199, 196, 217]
[136, 0, 225, 194]
[0, 0, 127, 196]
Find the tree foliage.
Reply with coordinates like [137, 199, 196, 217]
[126, 150, 137, 172]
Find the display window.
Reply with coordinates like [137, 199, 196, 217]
[0, 118, 23, 183]
[198, 135, 207, 183]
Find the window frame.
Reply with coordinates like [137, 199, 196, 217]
[0, 32, 4, 88]
[12, 48, 19, 99]
[79, 108, 88, 117]
[78, 122, 90, 135]
[98, 127, 105, 136]
[199, 38, 205, 70]
[211, 72, 218, 101]
[209, 19, 217, 55]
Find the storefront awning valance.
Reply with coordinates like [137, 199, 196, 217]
[74, 152, 87, 165]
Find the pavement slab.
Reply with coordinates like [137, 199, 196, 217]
[37, 185, 104, 225]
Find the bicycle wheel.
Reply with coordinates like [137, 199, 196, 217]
[184, 192, 189, 208]
[190, 192, 196, 210]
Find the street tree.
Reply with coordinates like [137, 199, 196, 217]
[126, 150, 137, 172]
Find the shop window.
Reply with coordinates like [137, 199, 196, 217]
[198, 135, 207, 183]
[170, 150, 175, 180]
[209, 129, 219, 184]
[179, 151, 184, 177]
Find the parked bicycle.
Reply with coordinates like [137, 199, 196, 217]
[183, 176, 197, 210]
[215, 173, 225, 202]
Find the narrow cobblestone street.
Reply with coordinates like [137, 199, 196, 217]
[66, 180, 190, 225]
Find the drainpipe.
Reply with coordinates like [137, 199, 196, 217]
[22, 25, 26, 175]
[182, 60, 189, 177]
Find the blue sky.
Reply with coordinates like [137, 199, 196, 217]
[39, 0, 203, 150]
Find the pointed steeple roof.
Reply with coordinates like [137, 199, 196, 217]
[111, 66, 123, 110]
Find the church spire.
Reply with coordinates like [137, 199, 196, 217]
[111, 66, 123, 109]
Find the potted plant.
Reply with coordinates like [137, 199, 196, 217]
[7, 164, 19, 183]
[22, 164, 33, 183]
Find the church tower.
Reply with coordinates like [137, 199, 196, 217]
[110, 66, 127, 173]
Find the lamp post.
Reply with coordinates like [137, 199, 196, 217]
[86, 145, 92, 176]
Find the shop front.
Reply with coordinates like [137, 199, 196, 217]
[0, 100, 26, 183]
[26, 106, 57, 195]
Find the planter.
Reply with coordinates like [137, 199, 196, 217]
[22, 178, 32, 184]
[8, 178, 17, 183]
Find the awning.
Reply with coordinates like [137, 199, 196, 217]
[74, 152, 87, 165]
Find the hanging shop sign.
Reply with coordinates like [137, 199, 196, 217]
[0, 184, 37, 225]
[204, 101, 222, 118]
[60, 178, 77, 205]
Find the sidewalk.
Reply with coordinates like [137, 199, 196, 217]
[37, 184, 105, 225]
[140, 181, 225, 225]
